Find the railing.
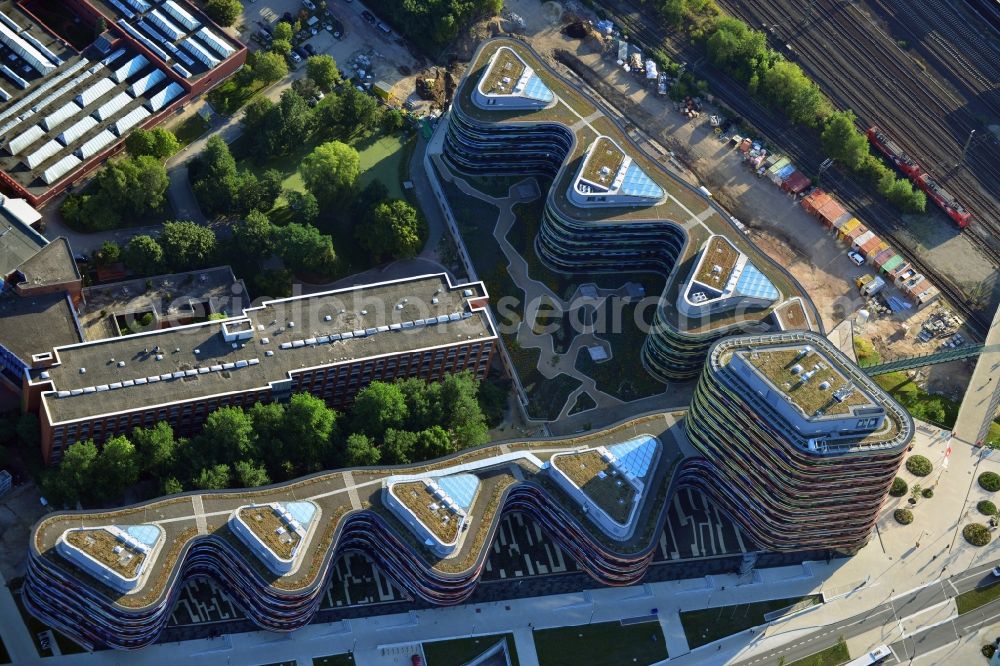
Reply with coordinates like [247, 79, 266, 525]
[862, 343, 993, 376]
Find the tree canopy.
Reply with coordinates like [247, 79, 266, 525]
[307, 54, 340, 91]
[122, 235, 164, 275]
[359, 199, 423, 261]
[300, 140, 360, 204]
[276, 222, 337, 276]
[204, 0, 242, 26]
[160, 220, 217, 271]
[125, 128, 180, 159]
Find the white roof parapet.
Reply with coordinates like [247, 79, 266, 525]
[196, 27, 234, 59]
[93, 91, 133, 121]
[112, 54, 149, 83]
[145, 82, 183, 112]
[57, 116, 98, 146]
[148, 9, 185, 41]
[112, 105, 151, 136]
[76, 130, 117, 160]
[42, 101, 82, 131]
[0, 21, 55, 75]
[75, 77, 115, 107]
[25, 139, 62, 169]
[8, 124, 45, 155]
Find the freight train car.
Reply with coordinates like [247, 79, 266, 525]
[866, 126, 972, 228]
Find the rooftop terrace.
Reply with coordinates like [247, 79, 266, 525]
[391, 481, 465, 544]
[238, 505, 301, 560]
[551, 450, 635, 524]
[64, 528, 145, 578]
[694, 236, 738, 289]
[742, 346, 872, 418]
[579, 136, 625, 191]
[479, 47, 525, 96]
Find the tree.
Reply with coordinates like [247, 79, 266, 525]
[192, 135, 241, 215]
[414, 426, 453, 461]
[122, 235, 164, 275]
[204, 0, 242, 26]
[242, 96, 275, 133]
[478, 379, 508, 427]
[270, 39, 292, 57]
[93, 436, 140, 502]
[307, 54, 340, 91]
[337, 86, 380, 137]
[820, 110, 869, 170]
[194, 464, 232, 490]
[260, 90, 315, 157]
[163, 477, 184, 495]
[344, 433, 380, 467]
[132, 422, 176, 478]
[250, 402, 289, 476]
[381, 108, 405, 133]
[359, 200, 423, 260]
[352, 382, 408, 439]
[96, 240, 121, 266]
[250, 50, 288, 85]
[300, 141, 360, 204]
[382, 428, 418, 465]
[96, 155, 169, 216]
[234, 460, 271, 488]
[276, 222, 336, 275]
[273, 21, 294, 42]
[125, 128, 180, 159]
[440, 371, 489, 449]
[57, 439, 98, 505]
[282, 393, 338, 471]
[285, 190, 320, 224]
[232, 210, 274, 260]
[760, 61, 827, 127]
[705, 17, 771, 84]
[198, 406, 256, 465]
[160, 220, 217, 271]
[258, 169, 284, 210]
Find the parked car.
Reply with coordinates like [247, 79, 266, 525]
[289, 51, 301, 63]
[376, 21, 391, 35]
[293, 46, 309, 59]
[304, 43, 317, 56]
[847, 250, 865, 266]
[992, 567, 1000, 577]
[361, 10, 375, 24]
[302, 0, 316, 10]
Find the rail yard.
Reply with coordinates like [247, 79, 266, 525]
[596, 0, 999, 334]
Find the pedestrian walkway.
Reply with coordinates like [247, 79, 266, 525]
[953, 304, 1000, 446]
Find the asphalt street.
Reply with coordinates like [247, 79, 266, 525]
[736, 561, 1000, 665]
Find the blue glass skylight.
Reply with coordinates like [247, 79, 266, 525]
[122, 525, 161, 547]
[619, 162, 664, 199]
[735, 262, 780, 301]
[607, 436, 658, 479]
[282, 501, 317, 527]
[522, 73, 553, 102]
[436, 473, 480, 511]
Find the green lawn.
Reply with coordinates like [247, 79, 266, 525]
[422, 633, 519, 666]
[956, 580, 1000, 615]
[533, 620, 667, 666]
[680, 596, 821, 649]
[312, 654, 355, 666]
[171, 113, 211, 147]
[568, 391, 597, 415]
[853, 336, 881, 367]
[788, 638, 851, 666]
[875, 371, 960, 429]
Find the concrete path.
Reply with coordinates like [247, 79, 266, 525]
[430, 156, 672, 423]
[952, 304, 1000, 446]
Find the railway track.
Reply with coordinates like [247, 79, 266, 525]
[721, 0, 1000, 268]
[723, 0, 1000, 265]
[593, 0, 991, 334]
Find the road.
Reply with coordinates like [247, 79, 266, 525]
[736, 560, 1000, 665]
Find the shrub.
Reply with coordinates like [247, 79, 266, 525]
[978, 500, 998, 516]
[980, 471, 1000, 492]
[963, 523, 992, 547]
[921, 487, 933, 499]
[893, 508, 913, 525]
[905, 455, 932, 477]
[889, 477, 908, 497]
[983, 644, 997, 658]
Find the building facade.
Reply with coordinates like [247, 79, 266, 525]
[442, 39, 819, 380]
[26, 274, 497, 463]
[679, 331, 913, 553]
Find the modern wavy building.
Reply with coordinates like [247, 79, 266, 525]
[23, 417, 676, 650]
[442, 40, 821, 379]
[680, 331, 913, 552]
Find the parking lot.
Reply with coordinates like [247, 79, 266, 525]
[232, 0, 433, 112]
